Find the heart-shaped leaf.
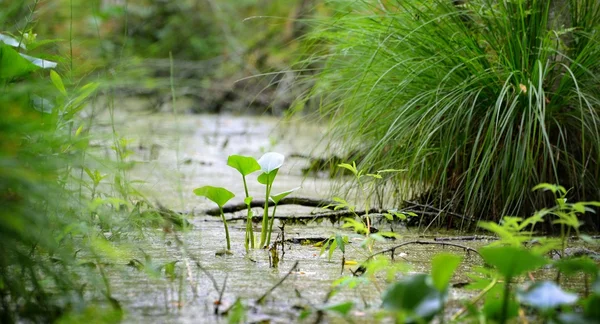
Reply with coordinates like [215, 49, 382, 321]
[270, 187, 300, 204]
[517, 281, 578, 311]
[227, 155, 261, 176]
[431, 253, 463, 292]
[193, 186, 235, 208]
[480, 246, 547, 279]
[257, 152, 284, 174]
[257, 169, 278, 185]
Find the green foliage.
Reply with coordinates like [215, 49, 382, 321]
[430, 253, 462, 292]
[480, 246, 548, 279]
[193, 186, 235, 250]
[382, 274, 444, 323]
[227, 155, 261, 177]
[302, 0, 600, 220]
[193, 186, 235, 208]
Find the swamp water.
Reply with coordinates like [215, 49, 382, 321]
[88, 108, 581, 323]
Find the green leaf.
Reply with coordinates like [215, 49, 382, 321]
[480, 246, 548, 279]
[335, 234, 346, 253]
[382, 274, 443, 321]
[193, 186, 235, 208]
[244, 196, 253, 205]
[270, 187, 300, 204]
[227, 155, 261, 176]
[554, 257, 599, 277]
[321, 301, 354, 316]
[337, 162, 358, 176]
[517, 281, 578, 311]
[0, 43, 39, 78]
[532, 183, 566, 195]
[257, 169, 278, 185]
[328, 239, 338, 260]
[431, 253, 463, 292]
[257, 152, 284, 174]
[50, 70, 67, 96]
[483, 286, 519, 322]
[164, 261, 177, 280]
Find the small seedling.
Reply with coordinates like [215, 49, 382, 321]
[193, 186, 235, 251]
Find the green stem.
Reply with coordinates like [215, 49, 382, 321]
[266, 204, 278, 247]
[499, 277, 511, 324]
[242, 175, 254, 249]
[260, 180, 272, 247]
[220, 207, 231, 250]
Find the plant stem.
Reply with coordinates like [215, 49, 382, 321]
[242, 175, 254, 249]
[260, 180, 272, 247]
[266, 203, 278, 247]
[220, 207, 231, 250]
[499, 277, 511, 324]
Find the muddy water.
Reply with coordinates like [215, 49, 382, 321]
[90, 108, 587, 323]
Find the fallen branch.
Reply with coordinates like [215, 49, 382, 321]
[218, 208, 383, 223]
[402, 200, 474, 223]
[369, 240, 481, 260]
[434, 235, 498, 242]
[256, 261, 299, 304]
[205, 197, 339, 216]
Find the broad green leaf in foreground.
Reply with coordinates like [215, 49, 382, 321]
[431, 253, 463, 292]
[480, 246, 548, 279]
[193, 186, 235, 208]
[382, 274, 443, 321]
[0, 43, 39, 79]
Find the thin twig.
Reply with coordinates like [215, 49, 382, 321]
[204, 197, 340, 215]
[214, 274, 228, 315]
[369, 240, 481, 260]
[256, 261, 299, 304]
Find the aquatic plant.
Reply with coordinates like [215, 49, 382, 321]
[227, 154, 261, 250]
[301, 0, 600, 223]
[193, 186, 235, 250]
[267, 187, 300, 247]
[316, 183, 599, 323]
[257, 152, 285, 248]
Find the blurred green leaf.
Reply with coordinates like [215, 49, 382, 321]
[431, 253, 462, 292]
[480, 246, 547, 278]
[0, 43, 39, 78]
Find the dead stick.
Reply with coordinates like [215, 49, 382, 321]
[256, 261, 299, 304]
[214, 274, 228, 315]
[205, 197, 340, 215]
[369, 240, 481, 260]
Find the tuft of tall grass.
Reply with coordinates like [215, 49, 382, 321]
[300, 0, 600, 224]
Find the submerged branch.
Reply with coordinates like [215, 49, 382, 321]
[369, 240, 481, 260]
[204, 197, 339, 215]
